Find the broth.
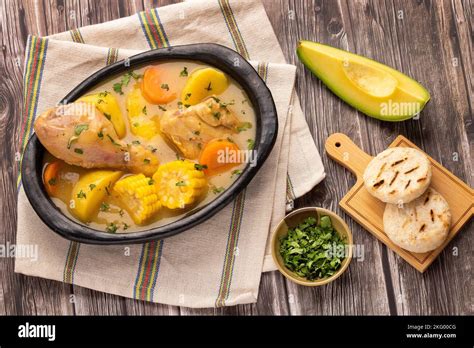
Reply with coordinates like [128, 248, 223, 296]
[41, 61, 256, 233]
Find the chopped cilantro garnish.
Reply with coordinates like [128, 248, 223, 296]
[113, 71, 142, 95]
[106, 222, 118, 233]
[180, 67, 188, 77]
[237, 122, 252, 133]
[194, 163, 208, 171]
[113, 83, 123, 95]
[74, 148, 84, 154]
[74, 124, 89, 136]
[100, 202, 110, 212]
[212, 186, 225, 194]
[231, 169, 242, 177]
[279, 216, 346, 280]
[247, 138, 255, 150]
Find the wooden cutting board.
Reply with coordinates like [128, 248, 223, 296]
[325, 133, 473, 272]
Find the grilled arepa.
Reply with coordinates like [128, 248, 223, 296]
[383, 188, 451, 253]
[363, 147, 432, 204]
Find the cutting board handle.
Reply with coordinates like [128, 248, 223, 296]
[325, 133, 373, 181]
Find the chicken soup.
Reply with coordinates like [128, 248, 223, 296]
[35, 61, 256, 233]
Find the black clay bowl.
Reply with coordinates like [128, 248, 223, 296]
[21, 44, 278, 244]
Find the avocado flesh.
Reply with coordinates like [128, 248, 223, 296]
[297, 40, 430, 121]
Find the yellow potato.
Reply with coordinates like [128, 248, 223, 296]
[126, 86, 158, 139]
[78, 92, 126, 138]
[181, 68, 229, 105]
[70, 170, 122, 222]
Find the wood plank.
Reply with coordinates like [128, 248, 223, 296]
[262, 0, 393, 315]
[382, 0, 473, 315]
[0, 0, 74, 315]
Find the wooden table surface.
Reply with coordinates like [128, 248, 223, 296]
[0, 0, 472, 315]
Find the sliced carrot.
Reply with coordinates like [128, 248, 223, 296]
[43, 160, 62, 196]
[140, 67, 177, 104]
[199, 139, 241, 176]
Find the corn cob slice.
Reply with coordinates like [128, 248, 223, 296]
[153, 160, 207, 209]
[113, 174, 161, 224]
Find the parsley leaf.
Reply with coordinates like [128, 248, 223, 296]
[237, 122, 252, 133]
[74, 124, 89, 136]
[180, 67, 188, 77]
[247, 138, 255, 150]
[279, 216, 346, 280]
[194, 163, 208, 171]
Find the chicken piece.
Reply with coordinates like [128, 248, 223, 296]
[159, 96, 240, 159]
[34, 102, 159, 176]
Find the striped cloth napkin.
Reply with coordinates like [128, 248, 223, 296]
[15, 0, 325, 307]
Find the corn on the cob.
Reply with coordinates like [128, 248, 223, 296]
[153, 160, 207, 209]
[126, 85, 158, 139]
[113, 174, 161, 224]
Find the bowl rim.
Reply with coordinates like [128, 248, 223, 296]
[21, 43, 278, 244]
[271, 207, 353, 286]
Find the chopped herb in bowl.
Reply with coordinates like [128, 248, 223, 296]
[279, 215, 346, 281]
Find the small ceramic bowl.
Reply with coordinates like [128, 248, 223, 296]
[271, 207, 353, 286]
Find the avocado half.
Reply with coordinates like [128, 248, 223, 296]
[296, 40, 430, 121]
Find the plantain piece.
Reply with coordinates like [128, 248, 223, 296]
[70, 170, 123, 222]
[181, 68, 229, 105]
[152, 160, 207, 209]
[113, 174, 161, 224]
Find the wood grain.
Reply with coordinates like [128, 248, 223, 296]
[0, 0, 471, 315]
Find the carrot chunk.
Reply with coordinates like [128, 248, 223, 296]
[43, 161, 62, 196]
[198, 139, 241, 176]
[140, 67, 177, 104]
